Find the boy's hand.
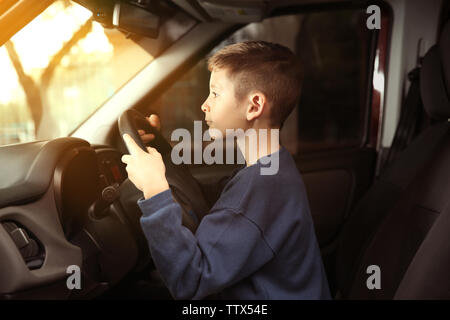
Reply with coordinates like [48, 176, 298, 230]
[138, 114, 161, 145]
[121, 133, 169, 199]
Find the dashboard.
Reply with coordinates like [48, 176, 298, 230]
[0, 137, 149, 299]
[96, 147, 128, 187]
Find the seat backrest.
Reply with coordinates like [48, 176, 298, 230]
[335, 21, 450, 299]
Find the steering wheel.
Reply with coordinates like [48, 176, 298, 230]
[118, 109, 210, 232]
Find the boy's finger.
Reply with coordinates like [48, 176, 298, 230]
[121, 154, 131, 164]
[146, 146, 156, 154]
[123, 134, 142, 155]
[148, 114, 161, 131]
[138, 129, 145, 136]
[140, 133, 155, 142]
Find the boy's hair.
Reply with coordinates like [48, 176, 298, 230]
[208, 40, 303, 128]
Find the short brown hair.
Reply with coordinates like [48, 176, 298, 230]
[208, 41, 303, 128]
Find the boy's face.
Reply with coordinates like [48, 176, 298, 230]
[201, 68, 248, 139]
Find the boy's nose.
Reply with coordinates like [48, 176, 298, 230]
[201, 100, 210, 113]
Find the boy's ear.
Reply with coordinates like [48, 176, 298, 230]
[246, 92, 266, 121]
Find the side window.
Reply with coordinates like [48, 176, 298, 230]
[146, 8, 373, 155]
[296, 10, 372, 152]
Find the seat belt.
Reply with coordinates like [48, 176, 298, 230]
[381, 66, 424, 171]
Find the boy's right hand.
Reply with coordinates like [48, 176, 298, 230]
[138, 114, 161, 145]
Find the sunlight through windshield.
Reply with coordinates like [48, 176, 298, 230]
[0, 0, 155, 145]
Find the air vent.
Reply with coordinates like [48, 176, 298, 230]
[2, 221, 45, 270]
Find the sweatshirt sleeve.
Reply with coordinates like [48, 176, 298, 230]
[138, 189, 275, 300]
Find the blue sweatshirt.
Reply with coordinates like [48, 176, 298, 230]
[137, 146, 331, 300]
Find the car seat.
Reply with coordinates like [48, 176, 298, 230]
[334, 20, 450, 299]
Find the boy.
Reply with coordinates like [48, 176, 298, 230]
[121, 41, 331, 299]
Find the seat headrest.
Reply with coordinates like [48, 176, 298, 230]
[420, 20, 450, 120]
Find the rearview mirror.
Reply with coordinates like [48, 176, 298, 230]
[112, 1, 160, 38]
[75, 0, 160, 38]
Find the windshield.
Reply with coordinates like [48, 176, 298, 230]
[0, 0, 196, 146]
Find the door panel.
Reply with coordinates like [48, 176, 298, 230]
[302, 169, 353, 245]
[295, 148, 376, 247]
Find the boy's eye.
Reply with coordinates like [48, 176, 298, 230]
[212, 92, 218, 98]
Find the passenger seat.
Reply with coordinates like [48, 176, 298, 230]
[334, 20, 450, 299]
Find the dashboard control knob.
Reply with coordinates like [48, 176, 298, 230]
[89, 184, 120, 219]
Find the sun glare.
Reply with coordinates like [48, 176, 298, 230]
[0, 47, 20, 104]
[4, 1, 113, 80]
[1, 0, 155, 145]
[79, 23, 114, 54]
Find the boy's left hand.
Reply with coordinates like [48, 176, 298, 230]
[121, 134, 170, 199]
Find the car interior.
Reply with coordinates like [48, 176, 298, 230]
[0, 0, 449, 299]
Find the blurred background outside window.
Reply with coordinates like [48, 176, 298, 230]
[0, 0, 195, 146]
